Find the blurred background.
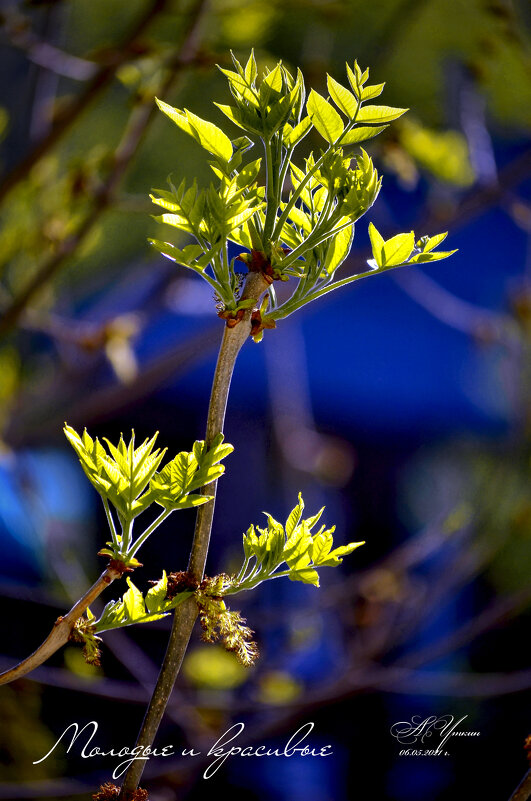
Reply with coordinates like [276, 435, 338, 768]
[0, 0, 530, 799]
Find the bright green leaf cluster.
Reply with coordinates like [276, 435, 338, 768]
[64, 425, 166, 522]
[93, 572, 191, 633]
[71, 572, 193, 665]
[368, 223, 457, 270]
[150, 435, 234, 510]
[64, 425, 233, 564]
[226, 493, 364, 590]
[70, 495, 362, 668]
[150, 52, 454, 334]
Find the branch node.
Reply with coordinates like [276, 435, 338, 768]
[93, 783, 149, 801]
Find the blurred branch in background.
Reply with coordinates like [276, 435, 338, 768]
[0, 0, 209, 338]
[0, 0, 170, 203]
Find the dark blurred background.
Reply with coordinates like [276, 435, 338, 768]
[0, 1, 530, 799]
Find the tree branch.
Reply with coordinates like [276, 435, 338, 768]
[0, 564, 122, 685]
[0, 0, 170, 205]
[509, 770, 531, 801]
[118, 271, 270, 798]
[0, 1, 207, 340]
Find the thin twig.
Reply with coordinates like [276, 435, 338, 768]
[119, 271, 269, 798]
[0, 565, 121, 685]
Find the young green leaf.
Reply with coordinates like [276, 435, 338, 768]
[185, 110, 233, 164]
[307, 89, 344, 143]
[155, 98, 193, 135]
[225, 495, 365, 600]
[317, 542, 364, 567]
[357, 105, 408, 124]
[322, 224, 354, 276]
[421, 232, 448, 251]
[94, 573, 192, 633]
[361, 82, 385, 100]
[368, 222, 385, 268]
[326, 75, 358, 119]
[288, 567, 320, 586]
[151, 52, 455, 336]
[285, 493, 305, 538]
[149, 434, 233, 510]
[64, 425, 166, 520]
[408, 249, 458, 264]
[381, 231, 415, 267]
[341, 125, 387, 145]
[244, 50, 257, 84]
[286, 116, 312, 147]
[368, 224, 415, 268]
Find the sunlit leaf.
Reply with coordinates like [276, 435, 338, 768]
[357, 105, 408, 124]
[361, 83, 385, 100]
[368, 222, 385, 267]
[286, 116, 312, 147]
[307, 89, 344, 143]
[327, 75, 358, 119]
[155, 98, 193, 135]
[322, 224, 354, 275]
[288, 567, 320, 586]
[185, 110, 233, 163]
[341, 125, 387, 144]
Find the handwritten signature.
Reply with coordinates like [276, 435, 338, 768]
[390, 715, 480, 756]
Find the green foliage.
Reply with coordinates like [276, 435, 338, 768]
[149, 434, 234, 510]
[63, 425, 166, 521]
[94, 572, 192, 633]
[70, 494, 361, 668]
[64, 425, 233, 563]
[72, 572, 193, 666]
[151, 51, 455, 332]
[368, 224, 457, 270]
[226, 493, 364, 591]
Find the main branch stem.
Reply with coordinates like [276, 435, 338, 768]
[119, 272, 269, 798]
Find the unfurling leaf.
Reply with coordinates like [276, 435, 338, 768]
[149, 433, 233, 510]
[367, 224, 455, 271]
[94, 573, 192, 633]
[64, 425, 234, 563]
[64, 425, 166, 520]
[227, 495, 364, 596]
